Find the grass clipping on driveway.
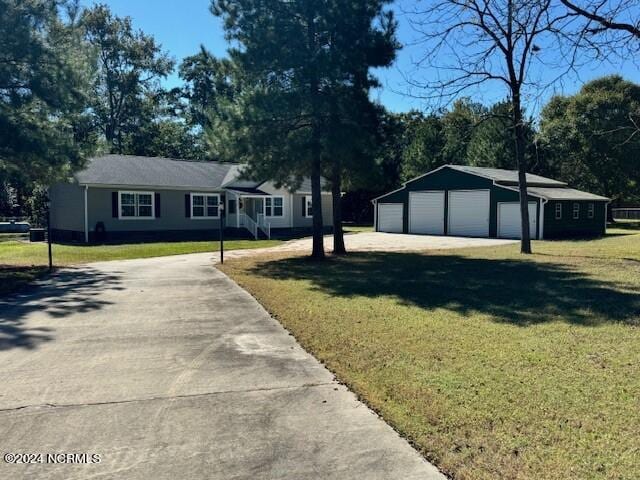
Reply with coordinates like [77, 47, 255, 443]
[220, 233, 640, 480]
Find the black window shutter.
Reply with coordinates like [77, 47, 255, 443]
[154, 193, 161, 218]
[112, 192, 118, 218]
[302, 196, 306, 216]
[185, 194, 191, 218]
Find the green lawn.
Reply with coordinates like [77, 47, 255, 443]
[220, 230, 640, 480]
[343, 224, 374, 234]
[0, 266, 50, 296]
[0, 238, 281, 267]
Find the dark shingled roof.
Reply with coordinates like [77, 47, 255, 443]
[225, 186, 271, 196]
[75, 155, 256, 190]
[375, 164, 608, 202]
[449, 165, 567, 186]
[526, 187, 609, 201]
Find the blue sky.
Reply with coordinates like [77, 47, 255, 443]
[85, 0, 639, 116]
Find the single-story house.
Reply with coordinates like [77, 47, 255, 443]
[373, 165, 609, 239]
[50, 154, 333, 243]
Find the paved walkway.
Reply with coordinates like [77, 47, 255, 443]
[0, 253, 445, 480]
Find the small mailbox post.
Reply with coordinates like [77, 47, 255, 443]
[219, 197, 225, 264]
[45, 193, 53, 271]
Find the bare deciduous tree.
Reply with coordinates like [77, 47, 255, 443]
[406, 0, 580, 253]
[561, 0, 639, 40]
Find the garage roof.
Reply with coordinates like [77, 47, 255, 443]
[374, 164, 609, 202]
[448, 165, 567, 187]
[526, 187, 609, 201]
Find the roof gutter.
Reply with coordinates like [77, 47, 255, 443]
[78, 183, 224, 193]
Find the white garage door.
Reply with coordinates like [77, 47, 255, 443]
[498, 202, 538, 239]
[409, 191, 445, 235]
[378, 203, 403, 233]
[448, 190, 490, 237]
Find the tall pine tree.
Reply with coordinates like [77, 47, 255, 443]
[211, 0, 397, 258]
[0, 0, 92, 188]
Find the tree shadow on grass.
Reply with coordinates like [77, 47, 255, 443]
[249, 252, 640, 326]
[0, 267, 123, 351]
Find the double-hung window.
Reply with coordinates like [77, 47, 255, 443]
[304, 195, 313, 218]
[555, 203, 562, 220]
[119, 191, 154, 219]
[573, 203, 580, 219]
[265, 196, 284, 217]
[191, 193, 219, 219]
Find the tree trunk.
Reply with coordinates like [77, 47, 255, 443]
[606, 197, 616, 224]
[331, 163, 346, 255]
[310, 148, 325, 260]
[512, 91, 532, 254]
[306, 8, 325, 260]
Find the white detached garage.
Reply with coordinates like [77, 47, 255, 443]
[372, 165, 561, 239]
[374, 165, 609, 239]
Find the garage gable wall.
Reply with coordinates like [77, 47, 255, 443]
[378, 167, 539, 237]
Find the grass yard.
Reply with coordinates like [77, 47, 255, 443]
[343, 224, 374, 234]
[0, 238, 281, 267]
[220, 230, 640, 480]
[0, 238, 281, 297]
[0, 266, 50, 296]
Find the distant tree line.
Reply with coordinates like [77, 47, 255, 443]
[371, 75, 640, 208]
[1, 0, 638, 255]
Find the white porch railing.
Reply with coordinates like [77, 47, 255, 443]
[256, 214, 271, 240]
[240, 214, 259, 239]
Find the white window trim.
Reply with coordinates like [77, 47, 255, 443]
[190, 192, 220, 220]
[118, 190, 155, 220]
[555, 203, 562, 220]
[588, 203, 595, 219]
[304, 195, 313, 218]
[573, 203, 580, 219]
[265, 196, 284, 218]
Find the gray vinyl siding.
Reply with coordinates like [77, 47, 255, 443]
[258, 183, 294, 229]
[50, 182, 85, 232]
[87, 187, 221, 234]
[292, 194, 332, 228]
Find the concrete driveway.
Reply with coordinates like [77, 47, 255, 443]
[220, 231, 517, 262]
[303, 231, 517, 252]
[0, 253, 444, 480]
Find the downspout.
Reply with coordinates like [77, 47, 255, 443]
[84, 185, 89, 243]
[372, 199, 377, 232]
[539, 198, 548, 240]
[289, 192, 294, 228]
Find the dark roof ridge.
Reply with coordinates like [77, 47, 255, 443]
[99, 153, 241, 167]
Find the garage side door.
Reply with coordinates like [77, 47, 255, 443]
[378, 203, 404, 233]
[448, 190, 490, 237]
[409, 191, 445, 235]
[498, 202, 537, 239]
